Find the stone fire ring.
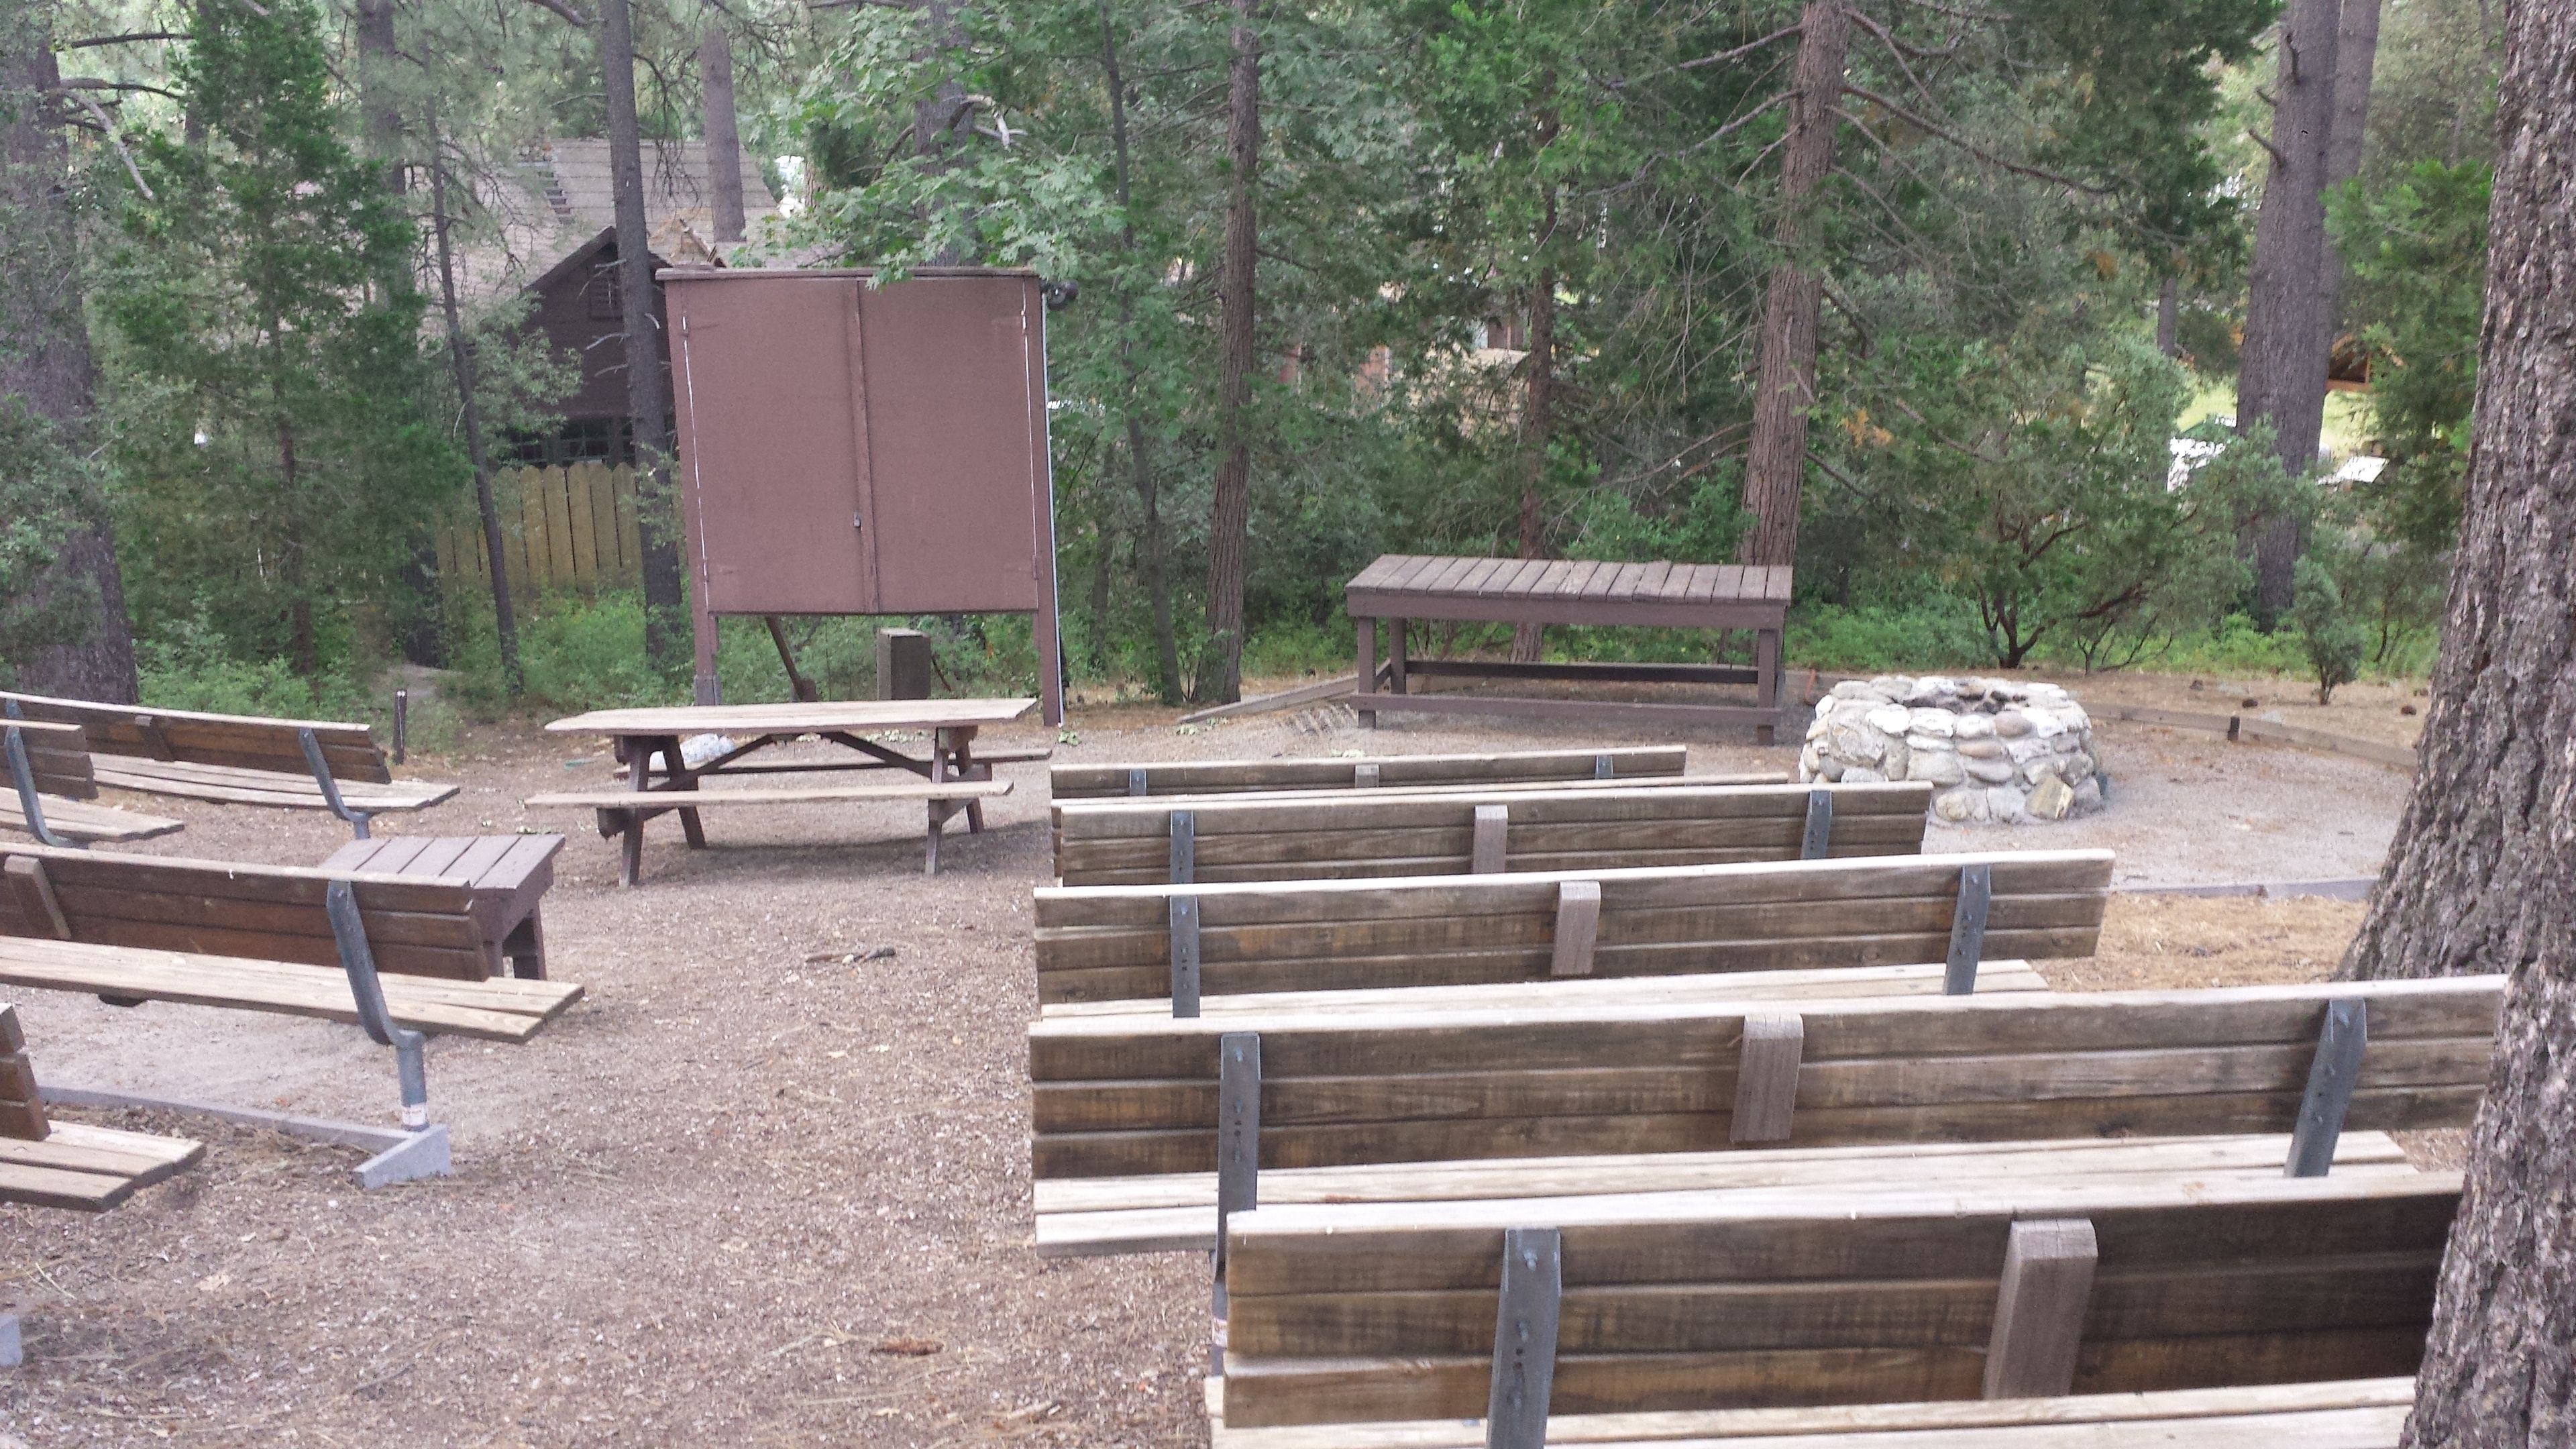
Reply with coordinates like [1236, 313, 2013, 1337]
[1799, 675, 2105, 824]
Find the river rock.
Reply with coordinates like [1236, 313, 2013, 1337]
[2027, 771, 2074, 820]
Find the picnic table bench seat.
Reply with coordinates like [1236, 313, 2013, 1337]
[1216, 1168, 2457, 1426]
[1, 690, 454, 838]
[1053, 745, 1697, 802]
[1053, 780, 1932, 886]
[1032, 848, 2114, 1008]
[1, 1004, 204, 1212]
[2, 719, 184, 846]
[1205, 1378, 2419, 1449]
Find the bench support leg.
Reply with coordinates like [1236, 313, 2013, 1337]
[1755, 626, 1782, 747]
[1213, 1031, 1259, 1373]
[1169, 896, 1202, 1017]
[1549, 881, 1601, 977]
[1169, 810, 1197, 885]
[1354, 616, 1377, 729]
[1, 1311, 19, 1368]
[1801, 787, 1834, 860]
[298, 727, 374, 841]
[5, 724, 78, 849]
[1486, 1227, 1562, 1449]
[1943, 863, 1993, 995]
[43, 1085, 452, 1191]
[354, 1124, 453, 1189]
[1982, 1218, 2098, 1399]
[326, 880, 433, 1133]
[1470, 805, 1509, 874]
[2288, 998, 2368, 1177]
[503, 910, 547, 980]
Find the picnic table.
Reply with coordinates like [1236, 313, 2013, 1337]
[532, 698, 1040, 883]
[1344, 555, 1792, 743]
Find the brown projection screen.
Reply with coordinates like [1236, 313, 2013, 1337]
[661, 266, 1063, 724]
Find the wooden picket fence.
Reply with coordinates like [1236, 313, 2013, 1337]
[435, 462, 643, 601]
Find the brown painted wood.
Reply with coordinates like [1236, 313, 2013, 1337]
[1054, 747, 1692, 800]
[0, 690, 392, 782]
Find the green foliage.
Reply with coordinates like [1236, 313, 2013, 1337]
[95, 0, 461, 681]
[2292, 553, 2366, 704]
[0, 401, 100, 684]
[136, 606, 378, 718]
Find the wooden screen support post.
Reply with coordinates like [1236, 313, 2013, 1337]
[765, 617, 820, 702]
[1470, 806, 1509, 874]
[1943, 863, 1993, 995]
[1800, 787, 1833, 860]
[1168, 810, 1197, 885]
[2287, 998, 2369, 1177]
[1485, 1226, 1564, 1449]
[1354, 763, 1381, 788]
[1169, 896, 1201, 1018]
[1982, 1218, 2098, 1399]
[1548, 881, 1601, 977]
[1730, 1012, 1805, 1143]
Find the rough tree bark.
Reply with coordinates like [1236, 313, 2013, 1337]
[1737, 0, 1846, 570]
[1510, 107, 1561, 665]
[2337, 4, 2576, 1442]
[2237, 0, 2342, 629]
[598, 0, 689, 676]
[2310, 0, 2381, 397]
[698, 21, 745, 245]
[1, 10, 139, 702]
[429, 144, 523, 696]
[2156, 275, 2181, 358]
[1203, 0, 1260, 702]
[1099, 0, 1183, 703]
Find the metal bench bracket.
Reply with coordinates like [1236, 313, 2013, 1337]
[300, 727, 374, 840]
[1486, 1226, 1563, 1449]
[1353, 762, 1381, 788]
[1943, 863, 1993, 995]
[1801, 787, 1834, 860]
[1592, 753, 1613, 780]
[1169, 810, 1197, 886]
[325, 879, 433, 1136]
[1216, 1032, 1260, 1270]
[4, 724, 76, 850]
[1169, 895, 1201, 1018]
[1127, 767, 1149, 797]
[2287, 998, 2368, 1177]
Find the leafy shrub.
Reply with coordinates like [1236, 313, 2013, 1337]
[2294, 557, 2367, 704]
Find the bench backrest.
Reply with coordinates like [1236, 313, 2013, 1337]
[5, 720, 99, 801]
[1030, 975, 2502, 1179]
[0, 1003, 44, 1140]
[1034, 848, 2113, 1006]
[1052, 745, 1690, 802]
[0, 843, 488, 980]
[0, 690, 390, 784]
[1218, 1171, 2460, 1428]
[1054, 782, 1931, 886]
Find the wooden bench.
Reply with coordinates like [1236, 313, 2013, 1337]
[1028, 975, 2500, 1253]
[1053, 746, 1697, 802]
[1033, 848, 2114, 1008]
[318, 835, 564, 979]
[1214, 1172, 2459, 1428]
[1206, 1378, 2418, 1449]
[1054, 782, 1933, 886]
[2, 718, 184, 846]
[1, 1003, 203, 1212]
[0, 690, 456, 839]
[0, 844, 585, 1184]
[523, 779, 1014, 881]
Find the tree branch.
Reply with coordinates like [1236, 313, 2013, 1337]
[525, 0, 594, 27]
[1836, 83, 2114, 194]
[1888, 0, 2012, 21]
[57, 76, 185, 101]
[2246, 127, 2288, 165]
[1843, 9, 1943, 107]
[59, 31, 185, 48]
[56, 90, 153, 199]
[1674, 22, 1803, 72]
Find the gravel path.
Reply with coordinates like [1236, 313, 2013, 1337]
[0, 684, 2414, 1446]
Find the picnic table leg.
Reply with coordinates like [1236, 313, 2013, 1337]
[660, 739, 709, 849]
[941, 727, 987, 833]
[616, 738, 656, 887]
[1389, 619, 1408, 696]
[1355, 616, 1377, 729]
[1756, 626, 1783, 747]
[504, 910, 547, 980]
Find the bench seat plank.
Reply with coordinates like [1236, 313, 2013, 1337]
[525, 780, 1012, 808]
[1054, 747, 1695, 800]
[1036, 1131, 2415, 1257]
[1, 792, 186, 844]
[1207, 1379, 2418, 1448]
[0, 1122, 207, 1211]
[89, 757, 456, 813]
[0, 937, 580, 1042]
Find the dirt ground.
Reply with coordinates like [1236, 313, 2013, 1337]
[0, 681, 2417, 1447]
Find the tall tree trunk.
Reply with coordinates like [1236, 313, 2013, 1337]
[2156, 274, 2181, 358]
[2339, 7, 2576, 1442]
[1511, 105, 1562, 665]
[599, 0, 687, 674]
[1204, 0, 1260, 702]
[2237, 0, 2342, 629]
[355, 0, 446, 667]
[698, 21, 745, 244]
[1737, 0, 1848, 569]
[1, 12, 139, 702]
[1099, 0, 1181, 703]
[911, 0, 972, 262]
[2308, 0, 2381, 421]
[430, 146, 523, 695]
